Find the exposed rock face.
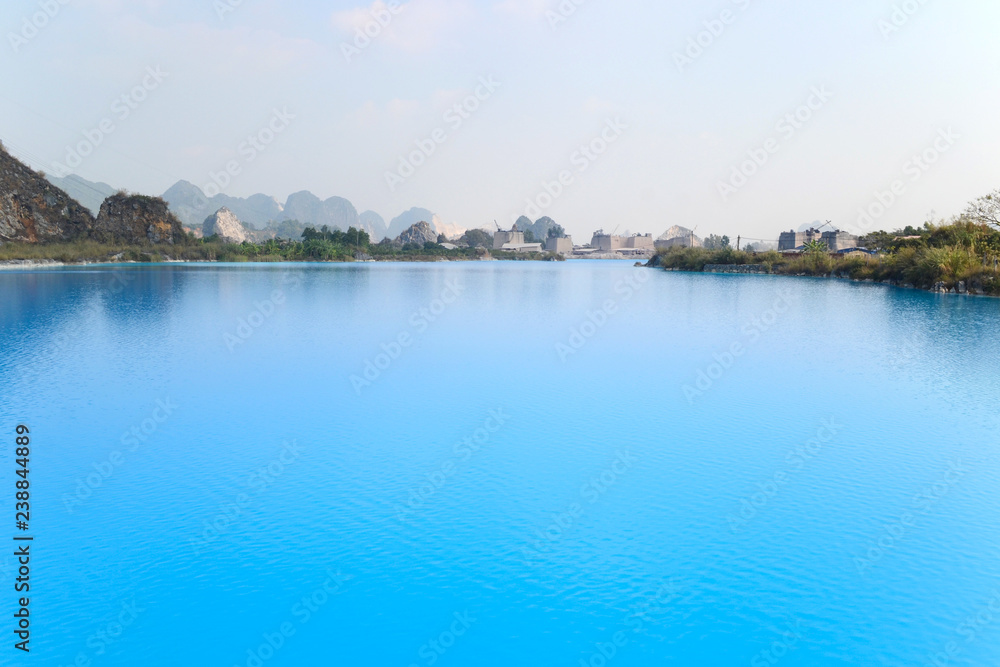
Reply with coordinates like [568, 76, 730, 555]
[387, 207, 437, 239]
[397, 221, 437, 246]
[94, 194, 185, 244]
[0, 147, 94, 243]
[359, 210, 388, 241]
[203, 207, 249, 243]
[162, 180, 284, 229]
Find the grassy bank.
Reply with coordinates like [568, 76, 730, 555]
[0, 236, 564, 264]
[649, 221, 1000, 296]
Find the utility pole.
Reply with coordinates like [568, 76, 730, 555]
[737, 235, 741, 251]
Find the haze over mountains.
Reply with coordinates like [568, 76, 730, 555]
[43, 173, 467, 242]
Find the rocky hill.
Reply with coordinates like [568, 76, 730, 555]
[284, 191, 361, 234]
[163, 180, 284, 229]
[388, 207, 442, 239]
[359, 210, 388, 240]
[397, 221, 437, 246]
[93, 193, 185, 244]
[203, 207, 249, 244]
[0, 145, 94, 243]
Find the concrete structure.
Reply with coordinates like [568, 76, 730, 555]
[591, 231, 624, 251]
[590, 232, 655, 252]
[500, 243, 543, 253]
[779, 227, 859, 251]
[624, 234, 654, 249]
[821, 230, 859, 251]
[493, 223, 525, 250]
[545, 236, 574, 254]
[778, 228, 824, 251]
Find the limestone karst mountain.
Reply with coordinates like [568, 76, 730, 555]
[163, 180, 284, 229]
[203, 207, 250, 244]
[0, 144, 94, 243]
[93, 193, 185, 244]
[396, 221, 438, 246]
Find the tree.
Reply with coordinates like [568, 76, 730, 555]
[524, 230, 538, 243]
[803, 239, 828, 255]
[703, 234, 730, 250]
[860, 231, 894, 252]
[547, 223, 566, 238]
[462, 229, 493, 248]
[965, 190, 1000, 229]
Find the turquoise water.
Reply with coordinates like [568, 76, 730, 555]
[1, 261, 999, 666]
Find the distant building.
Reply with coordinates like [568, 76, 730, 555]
[494, 223, 525, 249]
[779, 227, 859, 251]
[821, 230, 858, 251]
[624, 234, 654, 250]
[589, 232, 655, 252]
[778, 228, 824, 251]
[501, 243, 543, 253]
[591, 231, 624, 251]
[545, 236, 574, 254]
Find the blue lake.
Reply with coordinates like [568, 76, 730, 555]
[1, 261, 999, 666]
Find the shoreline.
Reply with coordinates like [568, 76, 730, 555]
[649, 265, 999, 298]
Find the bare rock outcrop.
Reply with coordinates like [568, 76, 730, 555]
[203, 207, 249, 243]
[94, 193, 185, 244]
[0, 145, 93, 243]
[397, 221, 437, 246]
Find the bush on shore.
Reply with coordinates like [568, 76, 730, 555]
[651, 220, 1000, 295]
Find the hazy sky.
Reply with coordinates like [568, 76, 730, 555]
[1, 0, 998, 240]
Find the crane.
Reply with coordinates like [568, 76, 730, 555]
[817, 220, 835, 232]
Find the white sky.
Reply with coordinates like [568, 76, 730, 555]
[1, 0, 998, 240]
